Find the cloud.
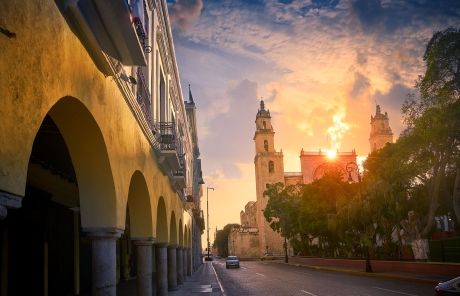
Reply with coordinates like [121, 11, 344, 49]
[169, 0, 203, 31]
[350, 0, 460, 35]
[372, 83, 416, 136]
[199, 79, 260, 178]
[171, 0, 460, 233]
[350, 72, 371, 98]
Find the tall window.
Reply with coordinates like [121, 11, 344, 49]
[263, 121, 267, 129]
[268, 161, 274, 173]
[264, 140, 268, 152]
[159, 71, 166, 121]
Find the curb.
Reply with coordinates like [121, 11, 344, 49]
[274, 261, 441, 285]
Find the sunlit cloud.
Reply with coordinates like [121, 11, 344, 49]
[168, 0, 203, 31]
[327, 113, 350, 151]
[172, 0, 460, 240]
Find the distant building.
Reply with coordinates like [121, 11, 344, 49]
[232, 101, 395, 258]
[369, 105, 393, 152]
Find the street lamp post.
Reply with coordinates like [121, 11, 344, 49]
[206, 187, 214, 260]
[346, 161, 372, 273]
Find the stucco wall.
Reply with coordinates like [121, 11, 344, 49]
[0, 0, 191, 245]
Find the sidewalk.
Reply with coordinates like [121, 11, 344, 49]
[170, 262, 224, 295]
[277, 259, 454, 285]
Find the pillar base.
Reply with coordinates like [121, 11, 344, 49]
[85, 228, 123, 296]
[167, 244, 178, 291]
[155, 243, 169, 296]
[133, 238, 155, 296]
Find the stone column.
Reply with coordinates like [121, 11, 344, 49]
[176, 247, 184, 284]
[85, 228, 122, 296]
[155, 243, 168, 296]
[134, 238, 155, 296]
[167, 244, 178, 291]
[187, 248, 192, 276]
[182, 247, 187, 278]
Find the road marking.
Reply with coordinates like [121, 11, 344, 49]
[241, 266, 247, 269]
[255, 272, 266, 277]
[301, 290, 318, 296]
[210, 262, 226, 296]
[372, 287, 418, 296]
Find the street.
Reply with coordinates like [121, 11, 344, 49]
[212, 260, 434, 296]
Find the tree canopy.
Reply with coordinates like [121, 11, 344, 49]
[262, 28, 460, 260]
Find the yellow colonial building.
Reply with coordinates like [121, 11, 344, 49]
[0, 1, 205, 295]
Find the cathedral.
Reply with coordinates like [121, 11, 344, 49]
[229, 101, 393, 258]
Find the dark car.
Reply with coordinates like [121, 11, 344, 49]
[204, 254, 213, 261]
[226, 256, 240, 269]
[435, 277, 460, 295]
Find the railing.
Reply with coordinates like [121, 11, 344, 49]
[133, 16, 152, 53]
[136, 68, 153, 130]
[174, 154, 186, 177]
[155, 122, 177, 150]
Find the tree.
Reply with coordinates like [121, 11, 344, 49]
[402, 28, 460, 235]
[263, 182, 301, 240]
[213, 223, 239, 257]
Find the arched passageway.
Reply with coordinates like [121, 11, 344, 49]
[117, 171, 154, 296]
[0, 97, 117, 295]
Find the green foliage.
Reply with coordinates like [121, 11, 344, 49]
[213, 223, 239, 257]
[261, 28, 460, 259]
[264, 172, 359, 256]
[403, 28, 460, 125]
[400, 27, 460, 236]
[263, 182, 301, 239]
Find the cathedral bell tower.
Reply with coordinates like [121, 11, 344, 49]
[253, 100, 285, 256]
[369, 105, 393, 152]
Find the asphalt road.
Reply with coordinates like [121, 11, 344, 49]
[212, 260, 434, 296]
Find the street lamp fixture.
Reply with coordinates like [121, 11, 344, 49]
[206, 187, 214, 261]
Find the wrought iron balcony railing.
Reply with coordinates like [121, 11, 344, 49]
[155, 122, 177, 151]
[136, 68, 153, 130]
[132, 16, 152, 53]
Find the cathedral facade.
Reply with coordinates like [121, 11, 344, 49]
[230, 101, 393, 258]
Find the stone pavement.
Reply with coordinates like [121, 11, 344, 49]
[169, 262, 224, 296]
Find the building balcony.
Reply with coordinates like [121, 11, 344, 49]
[155, 122, 183, 172]
[135, 68, 153, 130]
[172, 168, 186, 191]
[63, 0, 147, 69]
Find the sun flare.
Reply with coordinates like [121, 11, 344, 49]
[326, 149, 337, 160]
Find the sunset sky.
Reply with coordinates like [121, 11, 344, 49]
[167, 0, 460, 247]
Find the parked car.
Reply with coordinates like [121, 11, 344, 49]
[260, 253, 277, 261]
[226, 256, 240, 269]
[435, 277, 460, 295]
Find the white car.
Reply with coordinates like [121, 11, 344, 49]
[226, 256, 240, 269]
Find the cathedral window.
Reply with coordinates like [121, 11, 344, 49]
[263, 121, 267, 129]
[268, 161, 274, 173]
[264, 140, 268, 151]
